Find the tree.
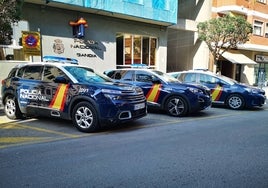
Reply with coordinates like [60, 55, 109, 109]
[197, 14, 252, 71]
[0, 0, 23, 45]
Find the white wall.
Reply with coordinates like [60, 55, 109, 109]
[20, 3, 168, 73]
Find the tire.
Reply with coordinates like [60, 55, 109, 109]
[165, 96, 188, 117]
[72, 102, 99, 133]
[4, 95, 23, 119]
[226, 94, 245, 110]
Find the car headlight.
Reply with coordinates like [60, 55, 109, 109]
[244, 88, 258, 94]
[101, 89, 122, 100]
[188, 87, 204, 94]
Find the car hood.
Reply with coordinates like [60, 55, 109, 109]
[84, 81, 142, 92]
[236, 83, 265, 94]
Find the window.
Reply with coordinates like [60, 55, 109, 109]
[123, 0, 143, 4]
[253, 20, 264, 36]
[265, 23, 268, 38]
[184, 73, 196, 83]
[256, 0, 267, 4]
[43, 66, 67, 82]
[152, 0, 170, 10]
[117, 34, 157, 68]
[135, 71, 153, 82]
[23, 66, 42, 80]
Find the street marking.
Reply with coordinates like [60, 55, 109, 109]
[0, 123, 24, 129]
[16, 124, 81, 138]
[0, 137, 50, 143]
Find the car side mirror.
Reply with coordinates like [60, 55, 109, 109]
[152, 77, 161, 84]
[217, 81, 224, 86]
[54, 76, 69, 84]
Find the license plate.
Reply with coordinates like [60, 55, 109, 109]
[134, 103, 145, 110]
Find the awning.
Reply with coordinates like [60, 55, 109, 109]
[221, 51, 257, 65]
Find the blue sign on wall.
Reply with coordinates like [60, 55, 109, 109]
[50, 0, 177, 25]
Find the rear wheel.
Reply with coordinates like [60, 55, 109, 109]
[4, 96, 23, 119]
[226, 94, 245, 110]
[165, 96, 188, 117]
[72, 102, 99, 133]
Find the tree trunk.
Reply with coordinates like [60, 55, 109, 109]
[0, 47, 5, 60]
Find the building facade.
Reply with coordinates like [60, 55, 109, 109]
[9, 0, 178, 73]
[167, 0, 212, 72]
[168, 0, 268, 86]
[212, 0, 268, 86]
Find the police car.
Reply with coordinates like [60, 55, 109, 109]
[1, 62, 147, 133]
[168, 70, 266, 110]
[104, 69, 212, 117]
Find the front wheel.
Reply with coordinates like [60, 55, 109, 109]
[226, 94, 245, 110]
[4, 96, 23, 119]
[165, 96, 188, 117]
[72, 102, 99, 133]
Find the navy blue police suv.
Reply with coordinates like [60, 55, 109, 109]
[104, 69, 212, 117]
[168, 70, 266, 110]
[1, 63, 147, 132]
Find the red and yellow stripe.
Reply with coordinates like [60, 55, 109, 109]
[211, 85, 223, 101]
[49, 84, 69, 111]
[146, 84, 161, 102]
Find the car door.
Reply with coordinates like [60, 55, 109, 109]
[199, 73, 227, 104]
[39, 65, 71, 117]
[16, 65, 45, 114]
[123, 70, 165, 107]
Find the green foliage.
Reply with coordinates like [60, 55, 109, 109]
[0, 0, 24, 45]
[197, 14, 252, 62]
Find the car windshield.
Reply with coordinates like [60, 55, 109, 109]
[151, 70, 181, 83]
[64, 66, 112, 83]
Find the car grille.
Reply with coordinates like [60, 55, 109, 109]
[121, 87, 146, 102]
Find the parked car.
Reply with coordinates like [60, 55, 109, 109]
[104, 69, 211, 117]
[168, 70, 266, 110]
[1, 63, 147, 133]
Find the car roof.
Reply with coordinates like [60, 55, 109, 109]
[170, 70, 217, 76]
[14, 62, 86, 69]
[110, 68, 158, 72]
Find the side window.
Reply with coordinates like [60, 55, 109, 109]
[200, 74, 210, 84]
[43, 66, 67, 82]
[135, 70, 153, 82]
[120, 70, 133, 81]
[23, 66, 42, 80]
[200, 74, 216, 84]
[113, 71, 122, 80]
[17, 67, 25, 78]
[184, 73, 196, 82]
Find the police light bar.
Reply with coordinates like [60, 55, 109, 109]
[131, 64, 148, 68]
[43, 56, 78, 64]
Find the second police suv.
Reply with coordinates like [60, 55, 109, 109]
[104, 68, 212, 117]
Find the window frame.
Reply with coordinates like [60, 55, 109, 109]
[121, 34, 158, 68]
[265, 23, 268, 38]
[253, 20, 264, 36]
[256, 0, 267, 4]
